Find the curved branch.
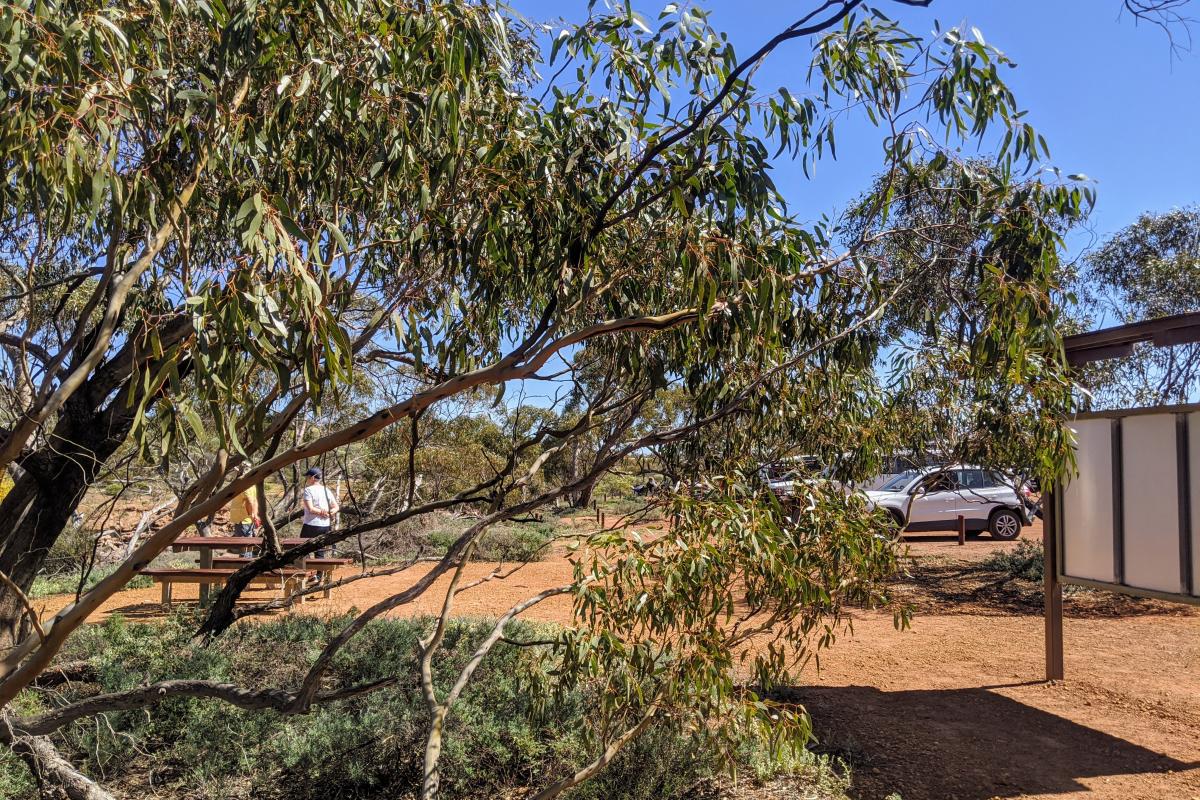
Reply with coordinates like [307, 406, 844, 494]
[444, 585, 570, 709]
[526, 708, 658, 800]
[8, 675, 400, 739]
[217, 555, 438, 626]
[0, 306, 701, 702]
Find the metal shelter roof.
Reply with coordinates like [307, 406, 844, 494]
[1064, 311, 1200, 365]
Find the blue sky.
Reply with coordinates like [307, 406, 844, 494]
[515, 0, 1200, 262]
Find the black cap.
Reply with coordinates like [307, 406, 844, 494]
[304, 467, 322, 479]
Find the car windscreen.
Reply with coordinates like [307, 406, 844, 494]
[878, 470, 920, 492]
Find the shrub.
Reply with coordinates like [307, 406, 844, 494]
[982, 539, 1044, 582]
[428, 520, 556, 562]
[0, 751, 34, 800]
[594, 472, 636, 499]
[1, 614, 853, 800]
[29, 565, 152, 599]
[618, 499, 666, 521]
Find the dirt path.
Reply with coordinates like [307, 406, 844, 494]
[35, 521, 1200, 800]
[35, 557, 580, 626]
[793, 610, 1200, 800]
[33, 520, 1031, 626]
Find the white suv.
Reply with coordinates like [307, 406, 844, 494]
[862, 465, 1030, 540]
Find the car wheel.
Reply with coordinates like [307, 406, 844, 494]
[886, 508, 906, 530]
[989, 508, 1022, 541]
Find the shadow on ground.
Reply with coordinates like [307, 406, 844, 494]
[891, 561, 1197, 618]
[788, 684, 1200, 800]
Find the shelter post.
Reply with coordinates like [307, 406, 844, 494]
[1043, 486, 1064, 681]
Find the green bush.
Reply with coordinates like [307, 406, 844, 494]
[982, 539, 1044, 582]
[29, 565, 152, 599]
[594, 472, 636, 500]
[0, 751, 34, 800]
[600, 496, 665, 520]
[428, 520, 556, 562]
[0, 614, 853, 800]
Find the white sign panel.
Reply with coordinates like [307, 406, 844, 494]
[1190, 412, 1200, 598]
[1060, 407, 1196, 603]
[1061, 419, 1115, 583]
[1121, 414, 1182, 593]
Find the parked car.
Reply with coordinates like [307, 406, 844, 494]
[860, 452, 945, 491]
[862, 465, 1031, 540]
[760, 455, 822, 485]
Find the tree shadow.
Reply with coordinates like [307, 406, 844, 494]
[104, 590, 294, 620]
[891, 560, 1197, 618]
[784, 684, 1200, 800]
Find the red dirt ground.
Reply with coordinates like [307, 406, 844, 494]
[35, 519, 1200, 800]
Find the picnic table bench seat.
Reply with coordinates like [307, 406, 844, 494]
[139, 567, 308, 608]
[209, 557, 355, 599]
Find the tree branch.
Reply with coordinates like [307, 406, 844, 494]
[2, 724, 116, 800]
[8, 675, 402, 739]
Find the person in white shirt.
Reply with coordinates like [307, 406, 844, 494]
[300, 467, 340, 557]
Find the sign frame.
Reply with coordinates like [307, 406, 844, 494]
[1055, 403, 1198, 606]
[1044, 310, 1200, 680]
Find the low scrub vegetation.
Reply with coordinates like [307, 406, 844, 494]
[28, 567, 153, 599]
[427, 520, 559, 563]
[0, 614, 851, 800]
[982, 540, 1045, 583]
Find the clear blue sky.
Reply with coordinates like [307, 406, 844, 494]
[515, 0, 1200, 261]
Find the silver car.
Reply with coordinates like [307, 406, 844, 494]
[862, 465, 1031, 540]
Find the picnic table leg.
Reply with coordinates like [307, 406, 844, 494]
[284, 576, 301, 607]
[198, 549, 213, 604]
[161, 581, 172, 609]
[322, 570, 332, 600]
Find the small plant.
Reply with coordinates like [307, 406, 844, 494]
[982, 539, 1044, 582]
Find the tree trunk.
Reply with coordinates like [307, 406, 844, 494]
[575, 480, 595, 510]
[0, 391, 138, 650]
[6, 729, 116, 800]
[0, 320, 192, 650]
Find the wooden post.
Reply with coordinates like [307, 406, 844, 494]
[1044, 487, 1064, 681]
[957, 515, 966, 546]
[600, 512, 606, 529]
[595, 502, 600, 524]
[198, 547, 213, 604]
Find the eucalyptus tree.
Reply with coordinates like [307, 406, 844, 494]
[0, 0, 511, 641]
[0, 0, 1092, 796]
[1077, 207, 1200, 407]
[837, 159, 1091, 478]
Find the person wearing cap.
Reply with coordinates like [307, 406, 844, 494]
[300, 467, 339, 557]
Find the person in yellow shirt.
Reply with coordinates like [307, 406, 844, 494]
[227, 471, 261, 556]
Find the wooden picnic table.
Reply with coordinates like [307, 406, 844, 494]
[170, 537, 308, 602]
[170, 536, 308, 551]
